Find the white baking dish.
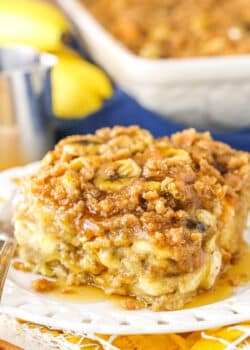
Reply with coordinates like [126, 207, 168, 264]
[57, 0, 250, 130]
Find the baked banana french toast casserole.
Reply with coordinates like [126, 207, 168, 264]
[14, 126, 250, 310]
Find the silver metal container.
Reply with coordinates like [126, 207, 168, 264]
[0, 46, 56, 169]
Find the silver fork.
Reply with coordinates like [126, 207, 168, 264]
[0, 233, 16, 301]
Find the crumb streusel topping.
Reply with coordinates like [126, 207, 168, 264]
[25, 127, 249, 261]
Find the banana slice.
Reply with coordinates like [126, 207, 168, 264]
[69, 157, 96, 181]
[144, 181, 161, 192]
[94, 159, 141, 191]
[195, 209, 216, 228]
[100, 130, 153, 157]
[60, 135, 102, 156]
[160, 148, 191, 162]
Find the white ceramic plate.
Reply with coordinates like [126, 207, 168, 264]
[0, 164, 250, 335]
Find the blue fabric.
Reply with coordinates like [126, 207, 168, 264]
[55, 88, 250, 151]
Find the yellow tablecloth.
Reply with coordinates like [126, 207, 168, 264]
[0, 315, 250, 350]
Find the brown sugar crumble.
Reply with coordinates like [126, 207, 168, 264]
[120, 297, 142, 310]
[31, 279, 57, 293]
[12, 261, 32, 273]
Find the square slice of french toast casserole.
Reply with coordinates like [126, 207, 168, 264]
[14, 126, 250, 310]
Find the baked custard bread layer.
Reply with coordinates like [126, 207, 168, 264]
[14, 126, 250, 310]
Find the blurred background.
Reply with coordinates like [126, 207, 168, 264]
[0, 0, 250, 171]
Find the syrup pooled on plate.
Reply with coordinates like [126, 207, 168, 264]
[48, 284, 122, 304]
[185, 246, 250, 309]
[47, 247, 250, 309]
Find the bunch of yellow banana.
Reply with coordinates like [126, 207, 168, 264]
[52, 49, 113, 118]
[0, 0, 69, 51]
[0, 0, 113, 118]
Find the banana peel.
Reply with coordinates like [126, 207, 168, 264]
[52, 59, 102, 118]
[52, 50, 113, 118]
[57, 49, 113, 99]
[0, 0, 70, 51]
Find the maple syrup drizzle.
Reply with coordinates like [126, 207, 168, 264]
[48, 283, 123, 305]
